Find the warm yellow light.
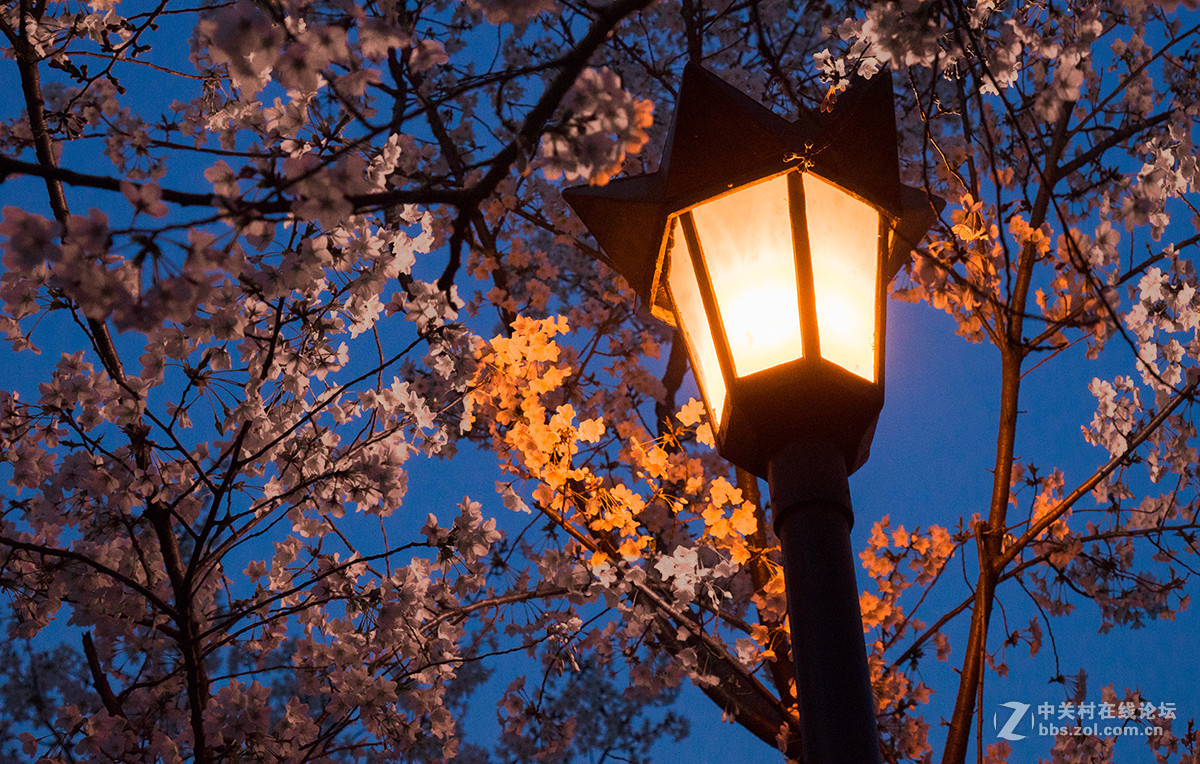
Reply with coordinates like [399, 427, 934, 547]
[689, 173, 803, 377]
[665, 171, 882, 429]
[710, 282, 803, 367]
[667, 217, 727, 427]
[803, 173, 879, 381]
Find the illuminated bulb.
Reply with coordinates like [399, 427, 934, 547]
[690, 174, 803, 377]
[718, 282, 803, 375]
[804, 173, 879, 382]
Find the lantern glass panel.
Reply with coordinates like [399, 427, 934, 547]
[689, 174, 804, 378]
[803, 173, 880, 381]
[667, 217, 727, 427]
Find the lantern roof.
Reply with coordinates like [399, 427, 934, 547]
[563, 64, 940, 315]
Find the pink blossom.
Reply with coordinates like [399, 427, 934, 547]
[195, 0, 283, 94]
[203, 160, 239, 197]
[408, 39, 448, 72]
[0, 207, 61, 271]
[539, 67, 653, 186]
[120, 180, 168, 218]
[467, 0, 556, 26]
[62, 209, 109, 260]
[358, 18, 408, 61]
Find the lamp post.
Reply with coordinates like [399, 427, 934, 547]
[564, 65, 940, 764]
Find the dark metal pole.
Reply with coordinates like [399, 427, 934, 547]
[768, 439, 883, 764]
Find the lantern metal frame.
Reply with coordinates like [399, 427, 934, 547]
[564, 63, 940, 478]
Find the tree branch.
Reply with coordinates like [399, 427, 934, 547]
[998, 378, 1200, 570]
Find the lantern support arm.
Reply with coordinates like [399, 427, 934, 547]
[768, 439, 883, 764]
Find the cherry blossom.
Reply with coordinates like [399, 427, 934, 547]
[539, 67, 654, 186]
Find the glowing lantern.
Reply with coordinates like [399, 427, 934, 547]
[564, 64, 939, 478]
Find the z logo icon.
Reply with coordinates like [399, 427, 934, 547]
[994, 701, 1031, 741]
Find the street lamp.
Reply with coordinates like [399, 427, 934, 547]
[564, 64, 940, 764]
